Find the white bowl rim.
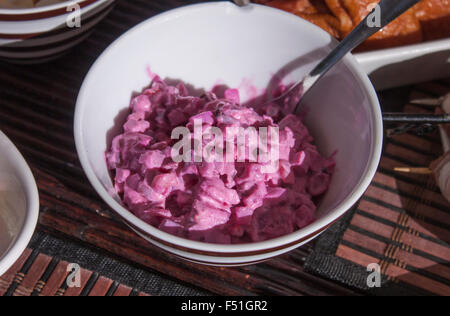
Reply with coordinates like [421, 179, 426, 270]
[0, 0, 97, 15]
[0, 130, 39, 277]
[74, 2, 383, 254]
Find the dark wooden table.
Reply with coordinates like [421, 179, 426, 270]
[1, 0, 447, 296]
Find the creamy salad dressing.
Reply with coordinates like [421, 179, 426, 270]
[0, 176, 24, 258]
[0, 0, 66, 9]
[0, 192, 15, 256]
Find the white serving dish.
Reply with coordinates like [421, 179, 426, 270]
[356, 37, 450, 91]
[0, 0, 110, 39]
[0, 131, 39, 277]
[0, 0, 115, 63]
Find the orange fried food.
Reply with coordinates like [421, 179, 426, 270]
[260, 0, 319, 14]
[414, 0, 450, 40]
[262, 0, 341, 37]
[324, 0, 354, 35]
[341, 0, 423, 50]
[296, 13, 341, 37]
[256, 0, 450, 51]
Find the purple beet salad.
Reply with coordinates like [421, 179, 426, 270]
[106, 74, 334, 244]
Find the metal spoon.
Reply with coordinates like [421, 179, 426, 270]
[233, 0, 422, 112]
[233, 0, 251, 6]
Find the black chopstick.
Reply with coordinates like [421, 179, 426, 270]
[383, 113, 450, 124]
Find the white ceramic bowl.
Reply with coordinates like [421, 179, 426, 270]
[0, 131, 39, 277]
[74, 2, 383, 266]
[0, 0, 115, 63]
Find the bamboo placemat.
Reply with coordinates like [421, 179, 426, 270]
[0, 248, 149, 296]
[0, 230, 210, 296]
[0, 0, 360, 296]
[306, 80, 450, 296]
[0, 0, 449, 296]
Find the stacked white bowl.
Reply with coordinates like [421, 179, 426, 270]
[0, 0, 115, 63]
[0, 131, 39, 277]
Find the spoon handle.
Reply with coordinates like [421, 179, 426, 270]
[233, 0, 251, 6]
[302, 0, 421, 91]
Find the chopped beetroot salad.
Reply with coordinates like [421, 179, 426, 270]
[106, 75, 335, 244]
